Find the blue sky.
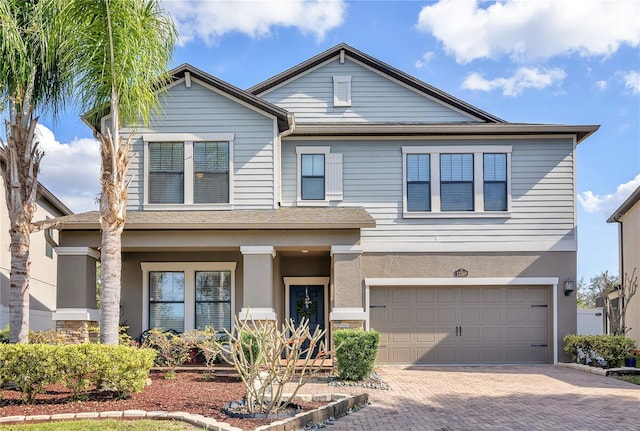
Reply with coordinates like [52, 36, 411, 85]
[32, 0, 639, 283]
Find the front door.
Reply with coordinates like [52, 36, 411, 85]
[289, 285, 325, 356]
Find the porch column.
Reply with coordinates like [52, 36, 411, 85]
[239, 246, 276, 321]
[329, 245, 366, 331]
[53, 247, 100, 343]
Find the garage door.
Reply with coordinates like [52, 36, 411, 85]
[370, 286, 549, 364]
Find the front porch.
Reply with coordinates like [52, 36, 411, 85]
[51, 208, 374, 344]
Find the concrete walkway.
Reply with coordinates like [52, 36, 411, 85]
[291, 365, 640, 431]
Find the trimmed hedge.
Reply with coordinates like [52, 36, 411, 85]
[0, 344, 155, 402]
[564, 334, 637, 368]
[333, 329, 380, 381]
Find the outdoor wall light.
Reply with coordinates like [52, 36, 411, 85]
[564, 278, 575, 296]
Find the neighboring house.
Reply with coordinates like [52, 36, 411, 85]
[607, 185, 640, 344]
[0, 177, 72, 331]
[50, 43, 598, 364]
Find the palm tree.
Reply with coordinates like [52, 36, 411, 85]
[70, 0, 176, 344]
[0, 0, 74, 343]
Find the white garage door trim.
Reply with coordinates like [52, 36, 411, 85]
[364, 277, 560, 364]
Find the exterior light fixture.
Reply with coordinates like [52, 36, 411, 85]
[564, 278, 575, 296]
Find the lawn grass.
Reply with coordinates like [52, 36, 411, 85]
[0, 419, 200, 430]
[615, 375, 640, 385]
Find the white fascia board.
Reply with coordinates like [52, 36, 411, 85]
[330, 245, 363, 255]
[142, 133, 235, 142]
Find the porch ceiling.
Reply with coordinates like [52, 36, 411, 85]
[43, 207, 375, 230]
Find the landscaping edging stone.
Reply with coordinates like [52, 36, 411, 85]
[558, 362, 640, 376]
[0, 392, 369, 431]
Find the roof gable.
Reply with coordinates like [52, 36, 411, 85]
[248, 43, 504, 124]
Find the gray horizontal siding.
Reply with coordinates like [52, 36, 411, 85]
[282, 138, 575, 246]
[124, 79, 276, 210]
[262, 57, 477, 124]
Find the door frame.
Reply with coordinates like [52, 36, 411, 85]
[283, 277, 330, 331]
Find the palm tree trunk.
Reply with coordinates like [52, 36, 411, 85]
[9, 227, 31, 343]
[97, 129, 130, 345]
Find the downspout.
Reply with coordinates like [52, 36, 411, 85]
[276, 113, 296, 206]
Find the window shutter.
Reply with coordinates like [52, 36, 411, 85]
[326, 153, 343, 201]
[333, 76, 351, 107]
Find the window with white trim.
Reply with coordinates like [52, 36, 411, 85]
[403, 145, 511, 217]
[296, 146, 343, 205]
[143, 262, 236, 334]
[143, 133, 234, 209]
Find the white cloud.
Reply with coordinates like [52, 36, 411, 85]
[36, 125, 100, 213]
[163, 0, 346, 45]
[595, 80, 607, 91]
[578, 174, 640, 214]
[416, 0, 640, 63]
[622, 70, 640, 94]
[415, 51, 435, 69]
[461, 67, 566, 96]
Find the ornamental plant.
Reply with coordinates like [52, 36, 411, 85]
[220, 315, 329, 415]
[333, 329, 380, 381]
[564, 334, 636, 368]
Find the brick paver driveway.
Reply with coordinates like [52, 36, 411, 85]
[298, 366, 640, 431]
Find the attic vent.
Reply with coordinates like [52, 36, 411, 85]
[333, 75, 351, 107]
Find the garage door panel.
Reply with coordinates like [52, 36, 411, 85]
[371, 286, 549, 365]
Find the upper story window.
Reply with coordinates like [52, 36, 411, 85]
[483, 153, 508, 211]
[296, 146, 343, 206]
[440, 153, 474, 211]
[143, 133, 234, 210]
[406, 154, 430, 212]
[403, 145, 511, 218]
[301, 154, 325, 200]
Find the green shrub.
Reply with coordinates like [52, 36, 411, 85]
[0, 344, 155, 402]
[140, 328, 191, 376]
[93, 345, 156, 398]
[0, 344, 62, 402]
[333, 329, 380, 381]
[564, 334, 637, 368]
[29, 329, 67, 344]
[0, 326, 8, 343]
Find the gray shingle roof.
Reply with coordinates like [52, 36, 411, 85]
[45, 207, 375, 230]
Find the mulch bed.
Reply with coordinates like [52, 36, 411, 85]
[0, 371, 324, 430]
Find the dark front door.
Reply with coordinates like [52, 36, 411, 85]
[290, 285, 325, 356]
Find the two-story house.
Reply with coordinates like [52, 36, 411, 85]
[50, 44, 598, 364]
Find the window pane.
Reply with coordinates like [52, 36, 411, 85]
[150, 303, 184, 332]
[407, 183, 431, 211]
[149, 272, 184, 302]
[302, 177, 324, 200]
[196, 302, 231, 331]
[441, 182, 474, 211]
[149, 143, 184, 204]
[407, 154, 429, 182]
[195, 271, 231, 301]
[301, 154, 324, 176]
[484, 154, 506, 181]
[484, 182, 507, 211]
[440, 154, 473, 181]
[194, 142, 229, 203]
